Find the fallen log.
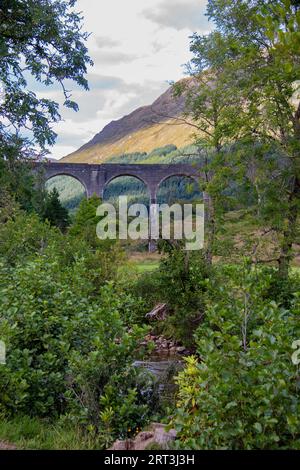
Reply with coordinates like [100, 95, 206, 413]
[146, 303, 167, 321]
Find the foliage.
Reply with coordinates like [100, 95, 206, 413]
[0, 254, 153, 436]
[0, 210, 60, 266]
[0, 255, 94, 416]
[0, 187, 19, 224]
[204, 0, 300, 276]
[172, 263, 300, 449]
[0, 157, 39, 213]
[147, 144, 178, 159]
[46, 175, 86, 212]
[68, 366, 159, 448]
[69, 194, 102, 245]
[156, 242, 210, 347]
[0, 0, 92, 157]
[129, 243, 210, 346]
[0, 414, 99, 450]
[42, 187, 70, 231]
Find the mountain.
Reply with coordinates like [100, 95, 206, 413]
[61, 78, 195, 163]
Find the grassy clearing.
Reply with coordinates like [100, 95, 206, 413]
[133, 259, 160, 273]
[0, 416, 97, 450]
[118, 252, 161, 277]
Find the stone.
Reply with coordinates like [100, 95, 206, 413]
[108, 423, 177, 451]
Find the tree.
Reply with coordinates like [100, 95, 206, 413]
[205, 0, 300, 277]
[69, 194, 101, 245]
[0, 143, 47, 214]
[173, 32, 241, 264]
[43, 187, 70, 231]
[0, 0, 92, 198]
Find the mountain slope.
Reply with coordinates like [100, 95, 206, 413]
[61, 78, 195, 163]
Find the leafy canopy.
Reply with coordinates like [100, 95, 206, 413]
[0, 0, 92, 157]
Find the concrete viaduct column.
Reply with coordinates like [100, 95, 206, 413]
[148, 184, 159, 253]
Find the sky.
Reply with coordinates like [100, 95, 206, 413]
[44, 0, 211, 160]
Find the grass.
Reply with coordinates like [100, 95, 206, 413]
[0, 415, 98, 450]
[116, 252, 160, 286]
[134, 259, 160, 273]
[128, 252, 161, 274]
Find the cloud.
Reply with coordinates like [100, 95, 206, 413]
[95, 36, 121, 48]
[151, 40, 166, 54]
[88, 74, 125, 90]
[92, 50, 138, 65]
[142, 0, 209, 31]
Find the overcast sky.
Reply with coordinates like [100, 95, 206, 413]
[45, 0, 211, 159]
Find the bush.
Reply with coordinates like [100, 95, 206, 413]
[157, 242, 210, 347]
[0, 212, 60, 266]
[172, 264, 300, 449]
[0, 256, 150, 425]
[0, 256, 93, 416]
[126, 243, 210, 345]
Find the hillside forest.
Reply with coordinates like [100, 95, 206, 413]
[0, 0, 300, 451]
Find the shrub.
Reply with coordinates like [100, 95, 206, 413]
[0, 256, 93, 416]
[157, 242, 210, 347]
[127, 243, 210, 345]
[0, 212, 60, 266]
[0, 257, 149, 426]
[172, 264, 300, 449]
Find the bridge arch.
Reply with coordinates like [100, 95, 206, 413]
[45, 172, 89, 198]
[155, 174, 201, 208]
[103, 173, 149, 192]
[157, 172, 199, 188]
[102, 174, 150, 209]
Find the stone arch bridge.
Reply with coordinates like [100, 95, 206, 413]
[32, 161, 207, 205]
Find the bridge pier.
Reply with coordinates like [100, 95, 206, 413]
[87, 169, 106, 198]
[148, 186, 159, 253]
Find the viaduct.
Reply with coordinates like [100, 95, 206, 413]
[32, 161, 207, 206]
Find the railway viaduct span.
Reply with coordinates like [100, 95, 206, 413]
[32, 161, 207, 205]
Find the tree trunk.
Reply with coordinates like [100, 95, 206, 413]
[278, 176, 300, 279]
[205, 193, 216, 265]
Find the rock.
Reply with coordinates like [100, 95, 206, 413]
[109, 439, 134, 450]
[138, 431, 154, 442]
[108, 423, 177, 451]
[176, 346, 186, 353]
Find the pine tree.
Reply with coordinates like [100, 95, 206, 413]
[43, 188, 70, 232]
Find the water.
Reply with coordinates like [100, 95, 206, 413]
[133, 353, 183, 398]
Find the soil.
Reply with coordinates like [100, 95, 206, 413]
[0, 440, 17, 450]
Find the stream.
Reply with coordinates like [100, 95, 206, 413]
[133, 352, 184, 399]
